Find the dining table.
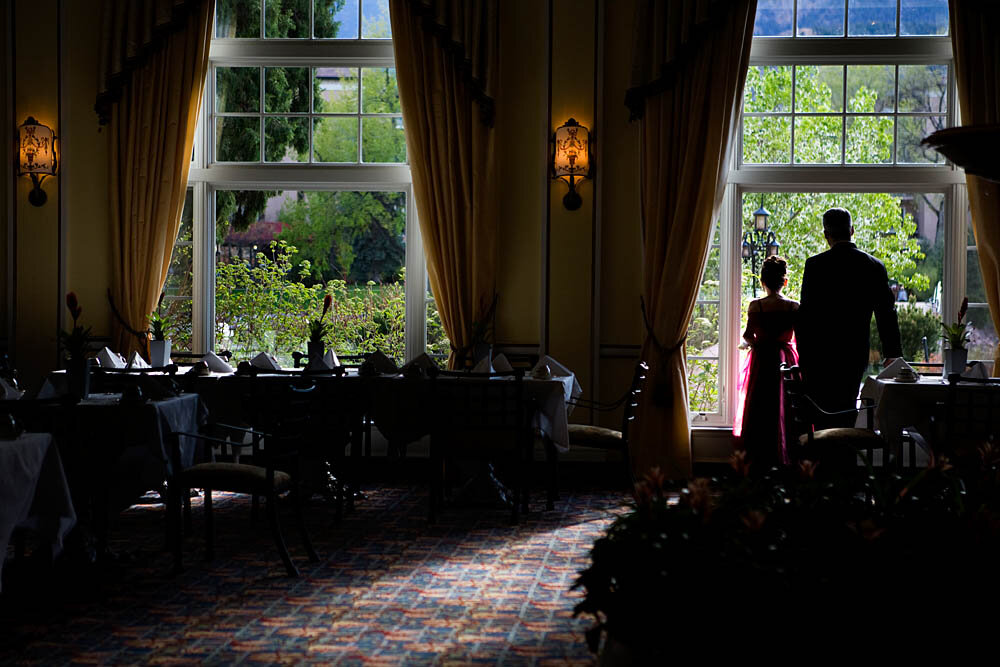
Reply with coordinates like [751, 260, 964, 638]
[0, 432, 76, 590]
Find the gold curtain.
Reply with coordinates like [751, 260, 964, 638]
[103, 0, 214, 356]
[389, 0, 499, 368]
[950, 0, 1000, 374]
[627, 0, 756, 477]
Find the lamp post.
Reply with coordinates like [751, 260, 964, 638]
[741, 199, 781, 297]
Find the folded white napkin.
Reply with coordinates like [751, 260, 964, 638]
[306, 349, 340, 371]
[128, 351, 150, 369]
[0, 377, 23, 400]
[369, 351, 398, 374]
[202, 351, 234, 374]
[251, 352, 282, 371]
[401, 352, 436, 371]
[36, 379, 58, 399]
[97, 347, 127, 370]
[877, 357, 916, 380]
[492, 353, 513, 373]
[962, 361, 989, 380]
[533, 355, 584, 397]
[472, 355, 494, 373]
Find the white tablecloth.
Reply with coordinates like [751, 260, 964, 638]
[525, 374, 581, 452]
[859, 375, 952, 449]
[0, 433, 76, 591]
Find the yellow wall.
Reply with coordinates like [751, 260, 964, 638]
[8, 0, 111, 390]
[13, 0, 61, 390]
[494, 0, 643, 429]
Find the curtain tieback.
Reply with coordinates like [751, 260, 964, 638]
[640, 296, 686, 356]
[107, 288, 149, 343]
[641, 296, 687, 407]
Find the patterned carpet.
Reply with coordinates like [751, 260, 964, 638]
[1, 485, 626, 665]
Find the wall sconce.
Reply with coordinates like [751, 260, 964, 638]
[552, 118, 592, 211]
[17, 116, 58, 207]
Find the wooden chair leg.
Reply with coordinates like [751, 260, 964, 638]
[292, 484, 319, 563]
[266, 493, 298, 577]
[204, 488, 214, 561]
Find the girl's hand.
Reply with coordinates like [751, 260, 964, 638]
[739, 341, 751, 350]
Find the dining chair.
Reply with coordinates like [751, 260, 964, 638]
[927, 374, 1000, 465]
[426, 368, 534, 524]
[166, 381, 319, 577]
[565, 361, 648, 490]
[781, 363, 887, 473]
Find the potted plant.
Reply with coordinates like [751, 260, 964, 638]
[60, 291, 92, 400]
[148, 292, 171, 367]
[307, 294, 333, 365]
[941, 296, 971, 376]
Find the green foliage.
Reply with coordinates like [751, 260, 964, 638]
[276, 191, 405, 284]
[870, 298, 941, 363]
[215, 241, 448, 365]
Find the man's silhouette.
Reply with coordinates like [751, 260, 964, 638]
[797, 208, 902, 427]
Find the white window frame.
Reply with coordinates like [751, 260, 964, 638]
[692, 29, 966, 428]
[185, 35, 427, 362]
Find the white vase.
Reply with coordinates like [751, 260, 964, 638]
[149, 339, 171, 367]
[943, 347, 967, 377]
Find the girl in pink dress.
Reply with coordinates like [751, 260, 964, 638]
[734, 256, 799, 467]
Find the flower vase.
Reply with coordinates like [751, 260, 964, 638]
[149, 339, 171, 367]
[943, 347, 968, 377]
[68, 357, 91, 402]
[307, 341, 325, 367]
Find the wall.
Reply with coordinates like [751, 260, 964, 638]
[494, 0, 645, 437]
[7, 0, 111, 391]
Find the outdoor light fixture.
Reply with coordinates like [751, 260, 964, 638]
[742, 197, 783, 297]
[552, 118, 592, 211]
[17, 117, 58, 207]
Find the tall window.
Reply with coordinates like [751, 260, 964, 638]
[688, 0, 995, 424]
[167, 0, 446, 364]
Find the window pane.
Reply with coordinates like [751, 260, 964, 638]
[265, 67, 309, 113]
[900, 0, 949, 36]
[362, 117, 406, 163]
[315, 68, 358, 113]
[898, 64, 948, 113]
[313, 117, 358, 162]
[216, 117, 260, 162]
[362, 0, 391, 38]
[847, 65, 895, 112]
[315, 0, 359, 38]
[795, 65, 843, 112]
[216, 0, 260, 38]
[265, 117, 309, 162]
[215, 189, 407, 365]
[361, 68, 401, 113]
[797, 0, 846, 36]
[754, 0, 793, 36]
[687, 359, 719, 414]
[966, 209, 997, 363]
[846, 116, 893, 163]
[897, 116, 946, 163]
[742, 191, 944, 366]
[426, 297, 450, 360]
[742, 116, 791, 164]
[794, 116, 843, 163]
[216, 67, 260, 113]
[164, 188, 194, 352]
[744, 66, 792, 112]
[265, 0, 309, 38]
[848, 0, 896, 36]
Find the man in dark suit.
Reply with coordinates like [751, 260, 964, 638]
[797, 208, 902, 427]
